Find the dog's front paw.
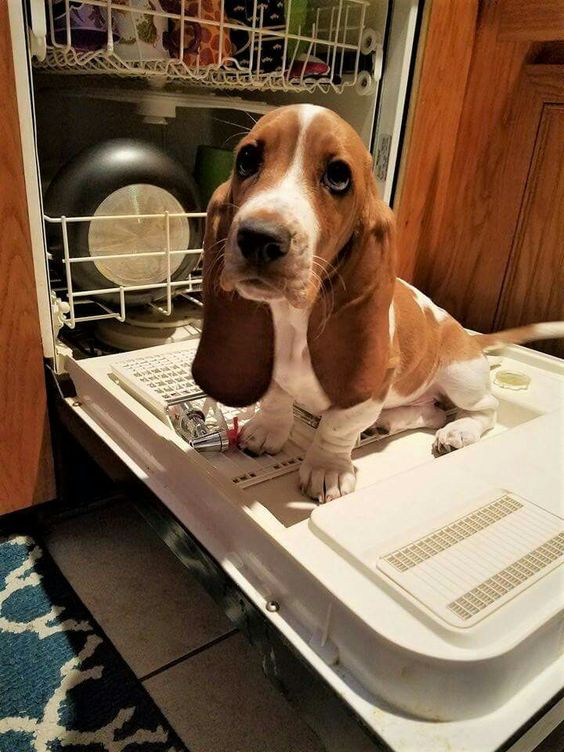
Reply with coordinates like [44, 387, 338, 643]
[239, 412, 292, 456]
[299, 446, 356, 503]
[432, 419, 481, 456]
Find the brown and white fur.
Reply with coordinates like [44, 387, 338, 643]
[192, 105, 564, 502]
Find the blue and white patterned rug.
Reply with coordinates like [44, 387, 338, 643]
[0, 534, 189, 751]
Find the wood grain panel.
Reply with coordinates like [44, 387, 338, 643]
[408, 1, 536, 331]
[422, 62, 564, 335]
[494, 104, 564, 357]
[394, 0, 479, 281]
[0, 6, 56, 513]
[396, 0, 564, 354]
[526, 63, 564, 97]
[499, 0, 564, 42]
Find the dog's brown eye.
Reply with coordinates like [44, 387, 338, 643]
[236, 144, 262, 179]
[323, 160, 351, 194]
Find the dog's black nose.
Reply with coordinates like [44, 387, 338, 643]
[237, 220, 290, 265]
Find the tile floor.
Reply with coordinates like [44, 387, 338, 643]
[44, 501, 326, 752]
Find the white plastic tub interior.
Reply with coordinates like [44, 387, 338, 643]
[66, 338, 564, 751]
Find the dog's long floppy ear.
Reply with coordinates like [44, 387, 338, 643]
[308, 182, 397, 409]
[192, 180, 274, 407]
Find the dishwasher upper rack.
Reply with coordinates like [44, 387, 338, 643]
[45, 208, 206, 329]
[32, 0, 376, 95]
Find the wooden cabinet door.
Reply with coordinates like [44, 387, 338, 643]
[396, 0, 564, 357]
[0, 5, 56, 513]
[494, 68, 564, 356]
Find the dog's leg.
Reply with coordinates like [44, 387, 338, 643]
[369, 402, 447, 436]
[238, 381, 294, 455]
[433, 356, 498, 455]
[299, 399, 384, 503]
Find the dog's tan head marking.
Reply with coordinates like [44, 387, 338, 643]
[221, 104, 379, 307]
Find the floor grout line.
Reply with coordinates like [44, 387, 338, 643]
[139, 628, 239, 683]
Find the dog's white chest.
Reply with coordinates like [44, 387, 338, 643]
[269, 301, 331, 414]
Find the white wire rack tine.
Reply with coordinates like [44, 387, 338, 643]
[165, 211, 172, 316]
[287, 25, 300, 81]
[106, 0, 113, 52]
[331, 0, 343, 80]
[300, 28, 315, 85]
[71, 279, 201, 298]
[256, 4, 265, 76]
[118, 287, 126, 322]
[249, 0, 258, 74]
[327, 7, 335, 65]
[353, 2, 367, 86]
[47, 1, 57, 49]
[44, 211, 207, 221]
[196, 0, 202, 72]
[74, 312, 121, 324]
[315, 7, 321, 58]
[64, 0, 71, 49]
[182, 293, 204, 308]
[75, 308, 113, 319]
[281, 0, 292, 78]
[219, 0, 225, 68]
[68, 248, 202, 263]
[61, 216, 75, 329]
[340, 5, 350, 77]
[180, 0, 186, 64]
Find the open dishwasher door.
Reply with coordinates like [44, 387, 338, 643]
[64, 338, 564, 752]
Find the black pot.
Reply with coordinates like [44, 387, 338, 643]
[45, 139, 201, 307]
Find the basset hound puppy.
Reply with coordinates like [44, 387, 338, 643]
[193, 104, 564, 502]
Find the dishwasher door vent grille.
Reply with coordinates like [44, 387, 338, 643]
[377, 492, 564, 627]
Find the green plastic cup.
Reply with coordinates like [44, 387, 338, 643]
[194, 145, 235, 209]
[286, 0, 308, 58]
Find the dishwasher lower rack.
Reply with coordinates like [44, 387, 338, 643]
[32, 0, 378, 95]
[65, 339, 564, 751]
[46, 208, 206, 332]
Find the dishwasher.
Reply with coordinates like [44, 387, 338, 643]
[7, 1, 564, 750]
